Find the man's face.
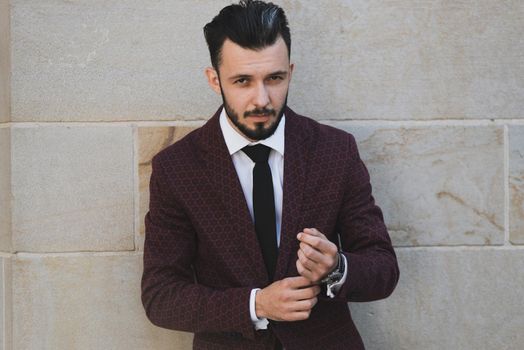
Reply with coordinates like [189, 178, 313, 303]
[206, 37, 294, 141]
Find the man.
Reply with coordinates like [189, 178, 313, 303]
[141, 1, 399, 349]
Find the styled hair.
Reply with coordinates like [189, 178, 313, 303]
[203, 0, 291, 70]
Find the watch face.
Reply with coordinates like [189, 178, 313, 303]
[331, 272, 343, 280]
[323, 272, 343, 285]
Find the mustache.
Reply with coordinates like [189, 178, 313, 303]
[244, 108, 276, 118]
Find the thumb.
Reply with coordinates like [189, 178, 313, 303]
[285, 275, 315, 288]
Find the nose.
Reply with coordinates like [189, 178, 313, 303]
[252, 82, 270, 108]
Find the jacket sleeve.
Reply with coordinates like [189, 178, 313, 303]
[141, 155, 256, 339]
[331, 133, 400, 302]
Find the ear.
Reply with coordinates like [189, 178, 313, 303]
[205, 67, 221, 95]
[288, 63, 295, 82]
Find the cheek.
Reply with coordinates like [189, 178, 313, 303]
[269, 86, 289, 104]
[225, 90, 250, 108]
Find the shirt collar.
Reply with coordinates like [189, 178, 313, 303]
[219, 107, 285, 157]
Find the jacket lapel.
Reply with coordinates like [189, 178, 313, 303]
[197, 107, 269, 284]
[274, 108, 311, 281]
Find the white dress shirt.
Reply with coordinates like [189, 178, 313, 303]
[219, 109, 285, 243]
[219, 108, 347, 331]
[220, 109, 283, 330]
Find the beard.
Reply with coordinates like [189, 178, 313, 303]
[221, 90, 287, 141]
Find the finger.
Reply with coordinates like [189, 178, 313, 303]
[296, 259, 314, 280]
[297, 232, 322, 249]
[286, 310, 312, 321]
[298, 248, 329, 273]
[292, 285, 321, 300]
[297, 248, 314, 269]
[298, 233, 337, 255]
[299, 242, 328, 264]
[297, 232, 326, 250]
[282, 275, 314, 289]
[284, 272, 320, 296]
[291, 297, 318, 312]
[303, 228, 326, 239]
[300, 243, 337, 274]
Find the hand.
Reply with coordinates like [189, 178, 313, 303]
[255, 276, 320, 322]
[296, 228, 339, 283]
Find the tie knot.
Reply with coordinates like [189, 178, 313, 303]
[242, 144, 272, 163]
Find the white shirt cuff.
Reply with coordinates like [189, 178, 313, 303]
[326, 254, 348, 298]
[249, 288, 269, 330]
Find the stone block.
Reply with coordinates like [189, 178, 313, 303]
[509, 126, 524, 244]
[11, 126, 134, 252]
[11, 0, 229, 121]
[349, 247, 524, 349]
[12, 253, 193, 349]
[331, 124, 504, 246]
[1, 256, 12, 350]
[0, 128, 10, 252]
[286, 0, 524, 120]
[13, 1, 524, 121]
[137, 126, 197, 250]
[0, 0, 9, 123]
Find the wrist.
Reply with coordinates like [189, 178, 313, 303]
[324, 252, 341, 278]
[323, 253, 347, 298]
[331, 252, 341, 273]
[254, 288, 267, 319]
[321, 252, 344, 284]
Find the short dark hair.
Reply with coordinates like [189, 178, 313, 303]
[203, 0, 291, 70]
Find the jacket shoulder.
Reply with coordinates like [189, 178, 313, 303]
[151, 127, 203, 169]
[288, 111, 357, 153]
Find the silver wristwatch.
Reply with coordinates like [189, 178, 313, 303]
[321, 252, 345, 285]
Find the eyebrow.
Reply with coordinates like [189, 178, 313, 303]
[228, 70, 289, 81]
[267, 70, 289, 77]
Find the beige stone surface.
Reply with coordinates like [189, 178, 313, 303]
[12, 253, 193, 350]
[0, 0, 9, 123]
[509, 126, 524, 244]
[0, 128, 11, 252]
[11, 126, 134, 252]
[286, 0, 524, 120]
[12, 0, 524, 121]
[1, 256, 12, 350]
[11, 0, 227, 121]
[331, 124, 505, 246]
[350, 247, 524, 349]
[137, 126, 197, 250]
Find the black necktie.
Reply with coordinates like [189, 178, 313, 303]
[242, 144, 278, 281]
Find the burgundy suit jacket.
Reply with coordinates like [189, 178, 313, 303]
[141, 107, 399, 349]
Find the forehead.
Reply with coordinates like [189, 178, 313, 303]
[219, 37, 290, 76]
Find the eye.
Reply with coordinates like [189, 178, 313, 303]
[234, 78, 249, 85]
[267, 75, 284, 84]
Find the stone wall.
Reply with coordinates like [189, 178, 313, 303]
[1, 0, 12, 349]
[1, 1, 523, 349]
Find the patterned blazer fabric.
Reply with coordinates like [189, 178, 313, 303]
[141, 107, 400, 349]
